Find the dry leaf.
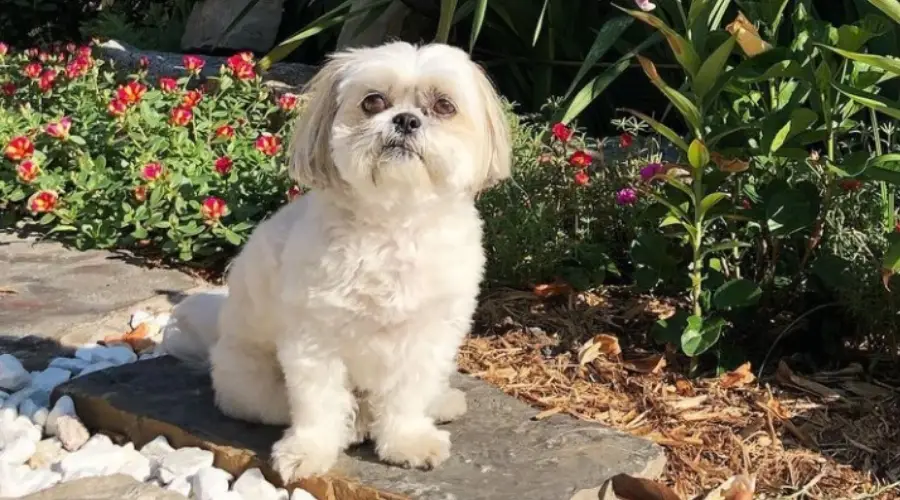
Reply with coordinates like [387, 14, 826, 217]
[720, 362, 755, 389]
[533, 282, 573, 298]
[668, 395, 708, 412]
[776, 360, 843, 402]
[726, 12, 772, 56]
[763, 395, 791, 420]
[578, 334, 622, 366]
[533, 407, 563, 421]
[0, 287, 17, 295]
[608, 473, 682, 500]
[698, 474, 755, 500]
[710, 152, 749, 173]
[624, 354, 666, 374]
[636, 55, 662, 84]
[675, 379, 695, 397]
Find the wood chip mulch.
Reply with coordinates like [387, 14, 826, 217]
[459, 287, 900, 499]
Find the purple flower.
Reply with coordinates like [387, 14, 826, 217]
[634, 0, 656, 11]
[639, 162, 664, 182]
[616, 187, 638, 206]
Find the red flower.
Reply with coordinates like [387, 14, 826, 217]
[895, 221, 900, 233]
[741, 199, 751, 210]
[23, 62, 42, 79]
[214, 156, 233, 175]
[133, 185, 148, 202]
[215, 124, 235, 140]
[170, 106, 193, 126]
[0, 42, 8, 57]
[227, 52, 256, 80]
[2, 83, 15, 96]
[182, 90, 203, 108]
[574, 170, 590, 186]
[5, 136, 34, 161]
[77, 46, 92, 58]
[183, 55, 205, 74]
[158, 77, 177, 93]
[619, 133, 634, 148]
[108, 99, 129, 117]
[141, 162, 164, 181]
[65, 60, 86, 79]
[38, 69, 57, 92]
[16, 160, 39, 183]
[117, 81, 147, 105]
[28, 190, 58, 213]
[139, 56, 150, 69]
[551, 122, 573, 143]
[201, 196, 227, 222]
[255, 133, 281, 156]
[568, 150, 592, 168]
[279, 93, 299, 111]
[840, 179, 863, 192]
[45, 116, 72, 140]
[287, 185, 303, 200]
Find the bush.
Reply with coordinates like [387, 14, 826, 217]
[0, 42, 300, 265]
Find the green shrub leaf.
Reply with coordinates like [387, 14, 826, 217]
[713, 279, 762, 309]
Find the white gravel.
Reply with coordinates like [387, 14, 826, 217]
[0, 310, 319, 499]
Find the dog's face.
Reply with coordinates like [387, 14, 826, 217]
[288, 42, 511, 201]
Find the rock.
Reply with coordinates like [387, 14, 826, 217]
[191, 466, 232, 500]
[291, 488, 318, 500]
[27, 438, 67, 469]
[119, 447, 153, 482]
[0, 462, 61, 497]
[78, 361, 117, 377]
[45, 396, 76, 436]
[56, 417, 90, 452]
[165, 475, 192, 496]
[140, 435, 176, 478]
[15, 473, 188, 499]
[157, 446, 215, 484]
[20, 398, 49, 429]
[0, 434, 38, 464]
[98, 345, 138, 365]
[31, 367, 72, 392]
[2, 386, 35, 410]
[0, 415, 41, 448]
[54, 441, 125, 481]
[81, 433, 114, 451]
[48, 357, 90, 374]
[54, 356, 667, 500]
[181, 0, 286, 53]
[0, 353, 32, 391]
[233, 467, 287, 500]
[0, 337, 76, 372]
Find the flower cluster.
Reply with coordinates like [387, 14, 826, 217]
[550, 122, 594, 186]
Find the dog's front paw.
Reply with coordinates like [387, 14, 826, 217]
[271, 426, 340, 483]
[376, 426, 451, 470]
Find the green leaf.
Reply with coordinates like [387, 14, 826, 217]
[833, 82, 900, 120]
[883, 239, 900, 278]
[765, 107, 819, 154]
[693, 35, 736, 100]
[868, 0, 900, 25]
[564, 16, 634, 99]
[681, 315, 726, 357]
[468, 0, 488, 53]
[68, 135, 86, 146]
[713, 279, 762, 309]
[651, 309, 689, 345]
[702, 240, 752, 257]
[699, 192, 728, 217]
[688, 139, 710, 170]
[818, 44, 900, 76]
[531, 0, 550, 47]
[615, 5, 702, 77]
[637, 55, 703, 133]
[436, 0, 460, 43]
[223, 228, 242, 246]
[621, 108, 689, 152]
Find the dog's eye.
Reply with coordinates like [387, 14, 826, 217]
[361, 94, 388, 114]
[433, 98, 456, 116]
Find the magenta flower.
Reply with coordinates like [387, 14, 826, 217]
[634, 0, 656, 11]
[639, 162, 664, 182]
[616, 187, 638, 206]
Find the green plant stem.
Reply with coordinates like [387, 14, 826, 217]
[690, 168, 705, 319]
[871, 108, 895, 231]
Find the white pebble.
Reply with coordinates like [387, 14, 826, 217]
[140, 435, 175, 477]
[0, 406, 16, 423]
[27, 438, 66, 469]
[0, 354, 30, 392]
[166, 475, 193, 496]
[56, 416, 90, 451]
[0, 434, 37, 464]
[80, 433, 113, 451]
[192, 466, 233, 500]
[77, 360, 116, 377]
[99, 345, 138, 365]
[291, 489, 318, 500]
[48, 357, 90, 374]
[19, 399, 49, 429]
[157, 446, 214, 484]
[46, 396, 77, 436]
[30, 367, 71, 392]
[233, 468, 288, 500]
[55, 442, 124, 481]
[118, 447, 153, 482]
[0, 462, 60, 497]
[0, 416, 40, 448]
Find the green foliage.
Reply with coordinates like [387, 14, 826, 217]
[79, 0, 197, 52]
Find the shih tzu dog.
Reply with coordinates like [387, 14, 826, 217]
[159, 41, 511, 483]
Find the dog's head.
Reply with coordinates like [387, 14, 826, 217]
[288, 42, 511, 202]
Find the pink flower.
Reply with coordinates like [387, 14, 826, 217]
[183, 55, 205, 74]
[2, 83, 15, 96]
[170, 106, 193, 126]
[279, 93, 299, 111]
[117, 81, 147, 105]
[141, 162, 164, 182]
[619, 133, 634, 148]
[38, 69, 57, 92]
[634, 0, 657, 11]
[108, 99, 128, 117]
[5, 136, 34, 161]
[45, 117, 72, 140]
[182, 89, 203, 108]
[287, 185, 303, 200]
[28, 190, 58, 213]
[226, 52, 256, 80]
[23, 62, 42, 79]
[639, 162, 664, 182]
[574, 170, 590, 186]
[24, 48, 39, 59]
[139, 56, 150, 68]
[551, 122, 572, 143]
[158, 77, 177, 93]
[215, 124, 235, 140]
[65, 43, 77, 54]
[201, 196, 227, 222]
[134, 185, 148, 202]
[616, 187, 638, 206]
[0, 42, 8, 57]
[214, 156, 233, 175]
[16, 160, 39, 183]
[255, 133, 281, 156]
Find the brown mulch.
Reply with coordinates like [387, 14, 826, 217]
[460, 287, 900, 499]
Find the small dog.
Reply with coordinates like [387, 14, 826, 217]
[160, 41, 511, 484]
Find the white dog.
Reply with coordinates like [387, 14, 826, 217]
[159, 41, 511, 484]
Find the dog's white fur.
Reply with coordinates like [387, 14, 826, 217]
[159, 41, 511, 483]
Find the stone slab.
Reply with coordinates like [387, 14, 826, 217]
[12, 474, 186, 500]
[54, 356, 666, 500]
[0, 233, 200, 344]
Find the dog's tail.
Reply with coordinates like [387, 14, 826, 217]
[157, 288, 228, 366]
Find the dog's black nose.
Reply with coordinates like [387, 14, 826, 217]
[392, 112, 421, 134]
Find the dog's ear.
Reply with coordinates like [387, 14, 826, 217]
[472, 62, 512, 192]
[288, 54, 350, 190]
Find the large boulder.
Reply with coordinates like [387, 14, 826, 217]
[181, 0, 286, 53]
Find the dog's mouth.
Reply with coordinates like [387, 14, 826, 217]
[382, 140, 422, 160]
